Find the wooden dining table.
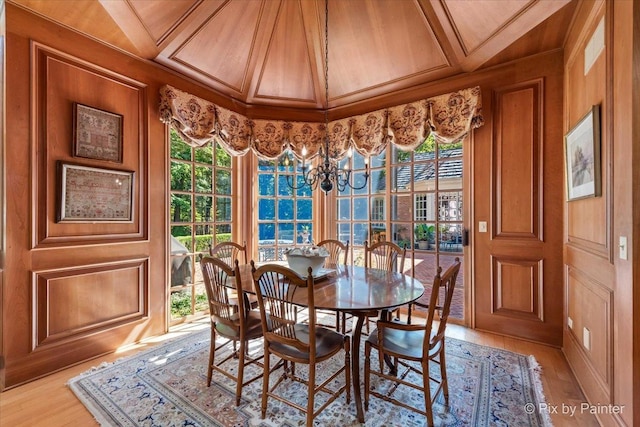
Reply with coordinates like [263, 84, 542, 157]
[237, 263, 425, 423]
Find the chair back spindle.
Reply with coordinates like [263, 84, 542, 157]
[363, 240, 407, 323]
[253, 265, 313, 353]
[364, 240, 406, 273]
[210, 241, 248, 267]
[202, 257, 246, 328]
[316, 239, 350, 333]
[317, 239, 349, 268]
[427, 259, 460, 351]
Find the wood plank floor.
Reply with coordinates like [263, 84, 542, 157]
[0, 320, 600, 426]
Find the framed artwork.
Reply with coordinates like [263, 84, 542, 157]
[57, 162, 134, 222]
[73, 103, 123, 163]
[564, 104, 601, 201]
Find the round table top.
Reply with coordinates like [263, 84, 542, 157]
[238, 263, 424, 312]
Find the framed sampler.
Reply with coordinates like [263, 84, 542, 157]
[57, 162, 134, 222]
[73, 103, 123, 163]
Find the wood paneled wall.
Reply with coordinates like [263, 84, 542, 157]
[3, 16, 156, 388]
[562, 1, 637, 425]
[0, 0, 5, 391]
[1, 4, 231, 389]
[33, 45, 147, 245]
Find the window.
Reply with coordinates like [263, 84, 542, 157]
[389, 134, 463, 253]
[414, 194, 434, 221]
[169, 128, 233, 323]
[335, 150, 381, 264]
[439, 192, 462, 222]
[371, 197, 385, 221]
[256, 156, 313, 261]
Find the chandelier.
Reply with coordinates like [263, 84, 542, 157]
[284, 0, 369, 194]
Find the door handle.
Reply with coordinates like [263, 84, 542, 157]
[462, 228, 469, 246]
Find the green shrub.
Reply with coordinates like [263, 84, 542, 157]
[174, 233, 232, 252]
[170, 291, 208, 318]
[170, 291, 192, 318]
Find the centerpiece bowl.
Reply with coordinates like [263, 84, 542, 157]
[284, 247, 329, 278]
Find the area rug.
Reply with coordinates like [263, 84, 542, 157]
[68, 325, 552, 426]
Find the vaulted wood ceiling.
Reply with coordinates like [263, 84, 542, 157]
[12, 0, 576, 118]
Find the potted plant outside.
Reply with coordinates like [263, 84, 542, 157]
[299, 225, 311, 244]
[415, 224, 435, 250]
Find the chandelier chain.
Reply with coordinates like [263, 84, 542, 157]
[324, 0, 329, 118]
[284, 0, 369, 194]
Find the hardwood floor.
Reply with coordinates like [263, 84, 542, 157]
[0, 320, 600, 426]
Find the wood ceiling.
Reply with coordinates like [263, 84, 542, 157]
[11, 0, 577, 119]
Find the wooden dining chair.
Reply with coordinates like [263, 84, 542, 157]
[407, 257, 461, 324]
[363, 240, 407, 327]
[316, 239, 350, 333]
[200, 256, 264, 406]
[364, 240, 406, 273]
[251, 261, 351, 427]
[210, 241, 248, 266]
[364, 257, 461, 426]
[317, 239, 349, 268]
[210, 240, 256, 309]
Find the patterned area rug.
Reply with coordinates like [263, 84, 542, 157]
[68, 324, 552, 426]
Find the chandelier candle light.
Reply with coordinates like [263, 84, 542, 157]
[285, 0, 370, 194]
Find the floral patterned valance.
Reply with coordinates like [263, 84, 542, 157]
[159, 84, 483, 160]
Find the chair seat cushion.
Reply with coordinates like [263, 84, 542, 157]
[366, 327, 442, 360]
[270, 323, 345, 362]
[215, 309, 263, 340]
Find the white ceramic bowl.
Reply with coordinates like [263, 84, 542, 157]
[285, 253, 327, 278]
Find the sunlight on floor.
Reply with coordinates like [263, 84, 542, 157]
[115, 319, 209, 354]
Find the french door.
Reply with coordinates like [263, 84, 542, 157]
[335, 135, 467, 322]
[168, 128, 234, 325]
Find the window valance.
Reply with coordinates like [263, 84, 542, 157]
[159, 84, 483, 160]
